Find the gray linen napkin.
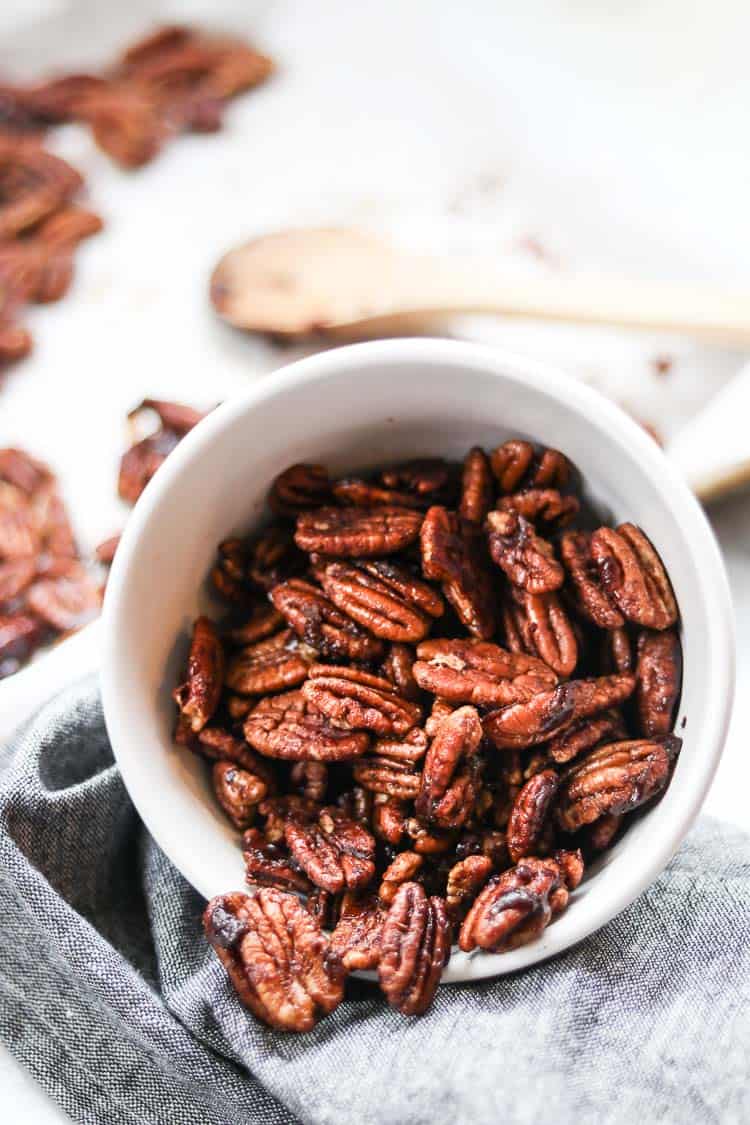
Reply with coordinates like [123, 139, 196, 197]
[0, 678, 748, 1125]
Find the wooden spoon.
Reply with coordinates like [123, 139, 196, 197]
[210, 227, 750, 344]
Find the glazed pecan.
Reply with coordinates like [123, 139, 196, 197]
[212, 760, 268, 828]
[119, 399, 206, 504]
[320, 559, 443, 642]
[559, 530, 624, 628]
[224, 603, 285, 646]
[507, 770, 559, 862]
[486, 509, 564, 594]
[329, 892, 385, 971]
[271, 578, 384, 662]
[635, 628, 682, 737]
[381, 642, 421, 701]
[24, 562, 101, 631]
[295, 505, 422, 557]
[556, 736, 681, 833]
[172, 616, 225, 732]
[413, 637, 556, 707]
[336, 786, 373, 825]
[498, 489, 579, 529]
[268, 463, 330, 516]
[194, 726, 277, 790]
[203, 889, 344, 1032]
[416, 705, 483, 829]
[545, 709, 627, 764]
[379, 459, 458, 505]
[290, 761, 328, 803]
[285, 807, 376, 893]
[302, 664, 422, 737]
[257, 795, 321, 843]
[378, 883, 451, 1016]
[332, 477, 423, 509]
[445, 854, 494, 922]
[490, 441, 569, 494]
[379, 851, 424, 905]
[244, 690, 370, 761]
[0, 137, 82, 240]
[420, 506, 496, 639]
[459, 446, 494, 525]
[424, 699, 457, 738]
[373, 726, 429, 764]
[372, 796, 408, 845]
[247, 524, 306, 591]
[601, 626, 634, 674]
[225, 628, 312, 695]
[583, 812, 623, 853]
[590, 524, 678, 630]
[459, 855, 570, 953]
[484, 672, 635, 750]
[352, 755, 421, 800]
[242, 828, 312, 893]
[502, 589, 578, 678]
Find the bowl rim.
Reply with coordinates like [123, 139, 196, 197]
[101, 337, 735, 981]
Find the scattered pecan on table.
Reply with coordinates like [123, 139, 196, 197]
[174, 438, 683, 1030]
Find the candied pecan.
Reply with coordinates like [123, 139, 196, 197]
[483, 673, 635, 750]
[420, 506, 496, 639]
[25, 563, 101, 631]
[225, 628, 312, 695]
[74, 84, 169, 168]
[353, 755, 421, 799]
[195, 727, 277, 790]
[173, 616, 225, 732]
[459, 855, 568, 953]
[459, 446, 494, 525]
[413, 637, 556, 707]
[502, 588, 578, 678]
[268, 463, 330, 516]
[490, 440, 535, 493]
[601, 625, 634, 674]
[203, 889, 344, 1032]
[332, 477, 423, 509]
[336, 786, 373, 825]
[379, 459, 458, 505]
[271, 578, 384, 662]
[373, 726, 429, 764]
[507, 769, 559, 863]
[498, 489, 579, 529]
[378, 883, 450, 1016]
[425, 698, 456, 738]
[224, 603, 285, 645]
[118, 399, 206, 504]
[635, 628, 682, 737]
[258, 795, 321, 843]
[212, 760, 268, 828]
[486, 509, 564, 594]
[379, 851, 424, 904]
[584, 812, 623, 853]
[0, 138, 82, 240]
[556, 736, 681, 833]
[233, 523, 306, 594]
[559, 530, 624, 628]
[290, 761, 328, 803]
[330, 892, 385, 971]
[381, 642, 421, 701]
[285, 807, 376, 893]
[554, 847, 585, 890]
[372, 796, 408, 845]
[590, 524, 678, 630]
[302, 664, 422, 737]
[306, 888, 342, 931]
[295, 505, 422, 557]
[245, 690, 370, 761]
[242, 828, 312, 893]
[445, 854, 494, 922]
[404, 819, 458, 855]
[320, 559, 443, 643]
[416, 705, 483, 830]
[546, 709, 627, 764]
[481, 829, 510, 869]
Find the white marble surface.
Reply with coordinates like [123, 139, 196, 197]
[1, 1, 749, 1119]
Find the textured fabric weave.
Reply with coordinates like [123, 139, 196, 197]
[0, 678, 747, 1125]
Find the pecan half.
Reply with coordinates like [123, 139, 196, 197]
[118, 398, 206, 504]
[490, 441, 569, 493]
[379, 459, 458, 505]
[225, 628, 312, 695]
[635, 628, 682, 737]
[498, 489, 579, 529]
[248, 524, 307, 592]
[329, 892, 385, 971]
[268, 463, 330, 516]
[271, 578, 384, 662]
[507, 769, 560, 862]
[601, 626, 634, 674]
[445, 854, 494, 922]
[590, 524, 678, 630]
[556, 736, 681, 832]
[373, 726, 429, 764]
[502, 589, 578, 678]
[372, 796, 408, 845]
[25, 563, 101, 631]
[459, 446, 494, 525]
[212, 760, 268, 828]
[285, 807, 376, 893]
[242, 828, 312, 893]
[483, 673, 635, 750]
[302, 664, 422, 737]
[416, 705, 483, 829]
[583, 812, 623, 853]
[352, 755, 421, 800]
[378, 883, 451, 1016]
[320, 559, 443, 642]
[203, 889, 344, 1032]
[224, 603, 285, 645]
[381, 642, 421, 701]
[459, 855, 568, 953]
[332, 477, 423, 509]
[244, 690, 370, 761]
[486, 509, 564, 594]
[195, 727, 277, 788]
[545, 709, 627, 764]
[173, 616, 225, 732]
[379, 851, 424, 905]
[420, 506, 496, 639]
[295, 505, 422, 557]
[413, 637, 556, 707]
[559, 530, 624, 628]
[290, 761, 328, 803]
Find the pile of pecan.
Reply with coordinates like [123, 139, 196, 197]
[0, 25, 273, 377]
[0, 447, 100, 677]
[174, 441, 683, 1031]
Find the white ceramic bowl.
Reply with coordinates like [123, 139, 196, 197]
[101, 338, 735, 983]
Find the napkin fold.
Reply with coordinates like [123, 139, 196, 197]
[0, 678, 747, 1125]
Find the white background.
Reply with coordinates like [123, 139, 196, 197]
[1, 1, 748, 1118]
